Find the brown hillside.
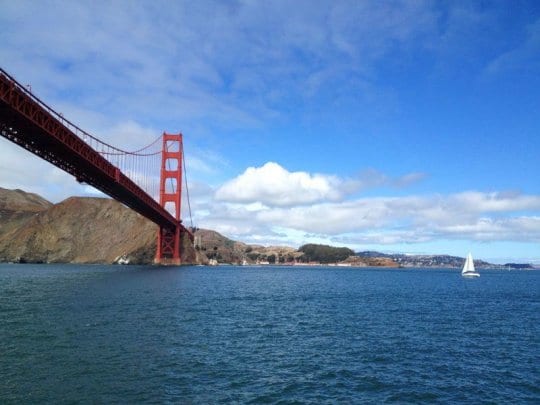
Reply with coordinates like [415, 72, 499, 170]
[0, 188, 53, 236]
[0, 187, 52, 212]
[0, 195, 195, 264]
[194, 228, 248, 263]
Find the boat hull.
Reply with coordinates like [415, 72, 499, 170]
[462, 272, 480, 278]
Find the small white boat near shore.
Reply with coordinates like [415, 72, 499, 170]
[462, 253, 480, 278]
[114, 254, 130, 265]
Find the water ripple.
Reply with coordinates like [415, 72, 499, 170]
[0, 265, 539, 403]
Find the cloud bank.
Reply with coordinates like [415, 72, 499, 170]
[201, 163, 540, 249]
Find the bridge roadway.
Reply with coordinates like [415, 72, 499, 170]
[0, 68, 185, 234]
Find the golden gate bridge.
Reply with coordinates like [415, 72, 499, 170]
[0, 67, 193, 265]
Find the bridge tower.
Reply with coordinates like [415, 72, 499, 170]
[155, 132, 184, 265]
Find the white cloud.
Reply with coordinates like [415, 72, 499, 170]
[215, 162, 345, 206]
[201, 183, 540, 247]
[450, 191, 540, 213]
[0, 139, 91, 202]
[215, 162, 427, 207]
[208, 163, 539, 247]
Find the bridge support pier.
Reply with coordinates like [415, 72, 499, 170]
[156, 226, 181, 265]
[154, 133, 183, 265]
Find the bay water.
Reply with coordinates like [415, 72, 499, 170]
[1, 264, 538, 403]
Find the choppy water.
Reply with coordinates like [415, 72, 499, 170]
[0, 264, 539, 403]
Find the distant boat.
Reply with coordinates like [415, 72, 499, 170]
[462, 253, 480, 278]
[115, 254, 129, 265]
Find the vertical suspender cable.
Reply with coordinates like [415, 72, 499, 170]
[182, 147, 193, 229]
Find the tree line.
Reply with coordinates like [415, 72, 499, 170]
[298, 244, 354, 264]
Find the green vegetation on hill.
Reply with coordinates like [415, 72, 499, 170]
[299, 243, 355, 264]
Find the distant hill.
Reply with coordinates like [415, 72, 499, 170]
[357, 251, 496, 268]
[299, 243, 355, 264]
[194, 229, 299, 264]
[503, 263, 534, 269]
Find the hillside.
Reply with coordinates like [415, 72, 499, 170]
[0, 189, 196, 264]
[0, 187, 53, 236]
[0, 187, 52, 212]
[357, 251, 496, 268]
[193, 229, 299, 264]
[342, 255, 400, 268]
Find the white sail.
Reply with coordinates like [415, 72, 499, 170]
[462, 252, 480, 277]
[462, 253, 474, 273]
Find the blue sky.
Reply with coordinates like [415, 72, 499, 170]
[1, 0, 539, 263]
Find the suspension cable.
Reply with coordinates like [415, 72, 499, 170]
[182, 146, 193, 228]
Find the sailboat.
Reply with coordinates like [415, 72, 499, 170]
[461, 253, 480, 278]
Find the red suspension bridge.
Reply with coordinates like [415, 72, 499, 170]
[0, 67, 193, 265]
